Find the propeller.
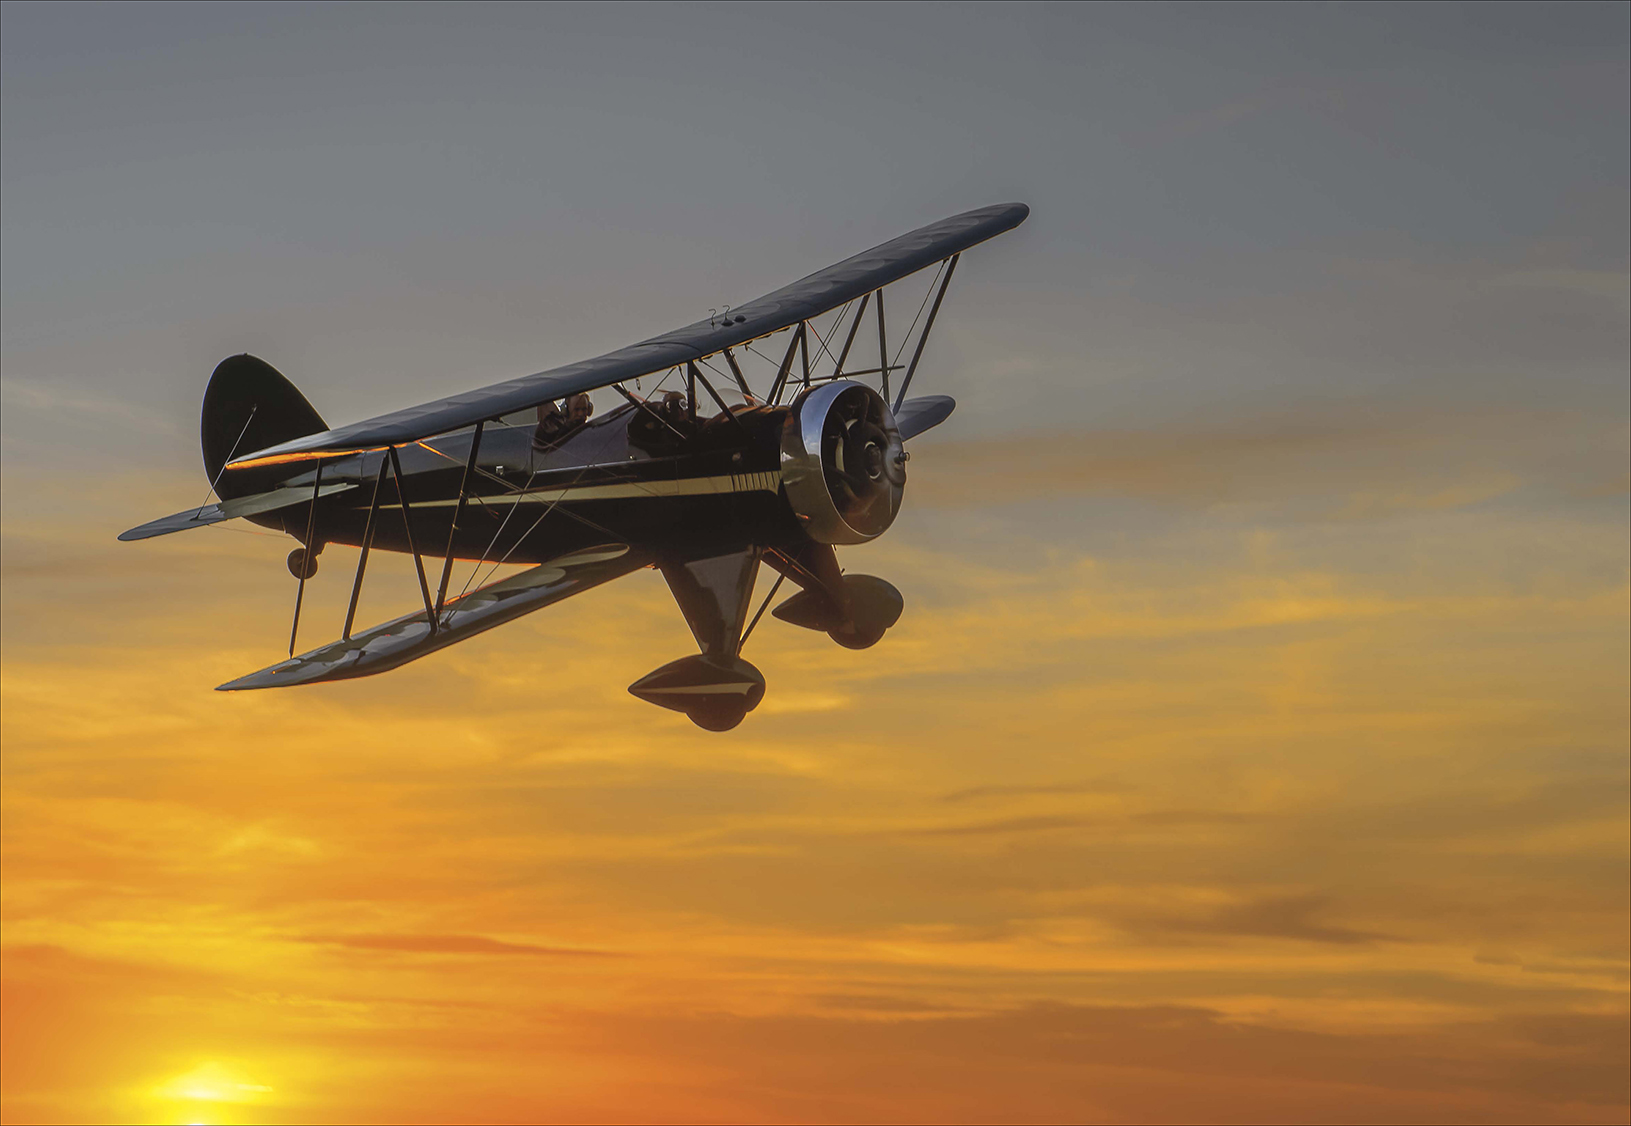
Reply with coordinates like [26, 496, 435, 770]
[823, 391, 900, 515]
[781, 379, 905, 545]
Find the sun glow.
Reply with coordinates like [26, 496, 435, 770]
[148, 1061, 273, 1121]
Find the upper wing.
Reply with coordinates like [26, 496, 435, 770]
[228, 202, 1029, 469]
[216, 543, 648, 690]
[118, 481, 357, 541]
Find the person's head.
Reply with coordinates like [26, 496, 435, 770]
[661, 391, 686, 416]
[564, 393, 593, 424]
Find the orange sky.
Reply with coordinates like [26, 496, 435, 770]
[3, 5, 1629, 1122]
[3, 420, 1627, 1124]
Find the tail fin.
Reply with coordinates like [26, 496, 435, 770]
[202, 354, 327, 499]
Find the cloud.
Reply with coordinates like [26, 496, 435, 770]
[293, 933, 621, 958]
[1491, 268, 1631, 312]
[906, 407, 1627, 515]
[905, 810, 1269, 837]
[1147, 893, 1396, 945]
[815, 993, 957, 1014]
[905, 814, 1095, 837]
[940, 781, 1115, 803]
[576, 1003, 1631, 1124]
[0, 376, 176, 435]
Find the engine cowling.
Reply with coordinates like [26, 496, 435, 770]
[780, 381, 906, 544]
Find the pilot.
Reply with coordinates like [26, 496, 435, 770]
[533, 400, 568, 449]
[564, 392, 594, 427]
[534, 393, 594, 450]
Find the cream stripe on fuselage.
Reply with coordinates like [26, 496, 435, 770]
[384, 469, 783, 508]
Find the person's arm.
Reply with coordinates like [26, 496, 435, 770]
[534, 402, 568, 447]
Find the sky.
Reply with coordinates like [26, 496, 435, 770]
[1, 2, 1627, 1123]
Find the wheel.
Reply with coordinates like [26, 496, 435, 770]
[687, 700, 749, 731]
[828, 625, 885, 650]
[287, 547, 318, 579]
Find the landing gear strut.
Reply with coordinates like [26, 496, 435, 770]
[631, 549, 767, 730]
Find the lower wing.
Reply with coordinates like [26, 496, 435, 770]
[896, 395, 955, 441]
[217, 543, 648, 690]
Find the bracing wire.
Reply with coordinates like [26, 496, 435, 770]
[891, 259, 946, 370]
[453, 463, 545, 601]
[805, 300, 852, 376]
[446, 368, 690, 603]
[195, 405, 259, 516]
[458, 457, 601, 597]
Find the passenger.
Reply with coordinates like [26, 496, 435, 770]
[534, 393, 594, 451]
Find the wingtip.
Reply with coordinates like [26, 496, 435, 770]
[216, 669, 284, 691]
[995, 201, 1031, 227]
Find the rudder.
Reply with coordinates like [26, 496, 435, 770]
[202, 354, 327, 499]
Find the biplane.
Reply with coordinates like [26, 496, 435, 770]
[121, 203, 1030, 729]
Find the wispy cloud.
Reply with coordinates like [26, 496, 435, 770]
[294, 933, 622, 957]
[0, 376, 176, 435]
[1144, 893, 1396, 945]
[908, 408, 1627, 514]
[941, 781, 1115, 803]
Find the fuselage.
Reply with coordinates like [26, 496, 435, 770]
[248, 399, 804, 567]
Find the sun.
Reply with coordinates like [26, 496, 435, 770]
[146, 1061, 274, 1123]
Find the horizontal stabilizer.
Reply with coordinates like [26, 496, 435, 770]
[217, 544, 646, 691]
[118, 482, 357, 542]
[896, 395, 956, 441]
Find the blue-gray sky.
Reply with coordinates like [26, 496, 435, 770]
[4, 1, 1626, 449]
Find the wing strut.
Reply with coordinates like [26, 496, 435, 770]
[688, 362, 751, 438]
[288, 463, 324, 656]
[388, 445, 439, 631]
[343, 456, 389, 640]
[799, 320, 812, 393]
[434, 422, 485, 617]
[875, 290, 890, 401]
[833, 292, 871, 380]
[894, 254, 959, 412]
[768, 324, 804, 405]
[721, 347, 752, 398]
